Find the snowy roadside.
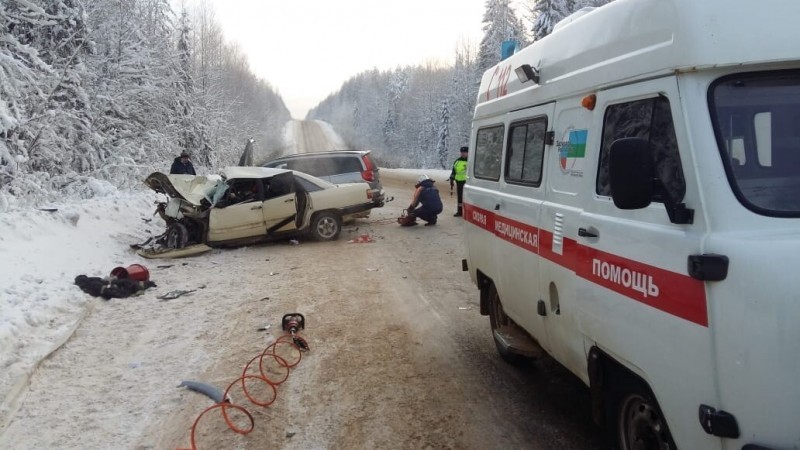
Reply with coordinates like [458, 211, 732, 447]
[0, 186, 158, 425]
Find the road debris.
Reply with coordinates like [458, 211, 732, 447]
[157, 289, 196, 300]
[177, 380, 229, 403]
[348, 234, 374, 243]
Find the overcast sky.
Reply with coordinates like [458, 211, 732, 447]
[188, 0, 507, 119]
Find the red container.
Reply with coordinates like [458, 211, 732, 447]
[110, 264, 150, 281]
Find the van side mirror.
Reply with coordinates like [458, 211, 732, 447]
[609, 137, 694, 224]
[609, 137, 654, 209]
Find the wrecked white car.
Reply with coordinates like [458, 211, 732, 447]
[143, 167, 384, 250]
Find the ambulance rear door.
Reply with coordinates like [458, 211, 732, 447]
[490, 103, 555, 345]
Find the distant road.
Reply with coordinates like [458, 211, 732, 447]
[289, 119, 344, 154]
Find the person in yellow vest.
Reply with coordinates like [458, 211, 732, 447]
[449, 146, 468, 217]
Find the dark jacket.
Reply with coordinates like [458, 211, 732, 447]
[412, 179, 443, 213]
[170, 157, 196, 175]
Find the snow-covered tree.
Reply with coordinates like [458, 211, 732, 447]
[0, 0, 291, 209]
[527, 0, 614, 41]
[436, 99, 450, 169]
[477, 0, 528, 79]
[0, 1, 51, 187]
[528, 0, 572, 40]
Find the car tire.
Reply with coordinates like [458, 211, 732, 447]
[310, 212, 341, 241]
[606, 371, 675, 450]
[488, 283, 535, 367]
[166, 222, 188, 249]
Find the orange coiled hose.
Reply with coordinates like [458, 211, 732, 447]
[178, 331, 309, 450]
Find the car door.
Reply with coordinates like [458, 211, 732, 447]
[262, 172, 299, 234]
[208, 178, 267, 242]
[577, 78, 715, 447]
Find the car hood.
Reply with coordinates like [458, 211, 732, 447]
[144, 172, 221, 206]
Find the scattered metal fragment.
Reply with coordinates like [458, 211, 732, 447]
[157, 289, 196, 300]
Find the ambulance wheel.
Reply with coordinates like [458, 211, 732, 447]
[166, 223, 188, 249]
[607, 373, 675, 450]
[310, 211, 341, 241]
[488, 283, 534, 367]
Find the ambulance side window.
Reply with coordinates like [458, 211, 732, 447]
[505, 118, 547, 186]
[596, 96, 686, 202]
[474, 125, 505, 181]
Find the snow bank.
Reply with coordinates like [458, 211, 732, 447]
[0, 189, 157, 418]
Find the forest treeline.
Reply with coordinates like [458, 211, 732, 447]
[0, 0, 290, 208]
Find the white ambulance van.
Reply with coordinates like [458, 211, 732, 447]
[463, 0, 800, 449]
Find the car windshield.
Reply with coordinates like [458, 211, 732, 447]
[710, 70, 800, 216]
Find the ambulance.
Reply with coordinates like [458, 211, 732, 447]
[462, 0, 800, 448]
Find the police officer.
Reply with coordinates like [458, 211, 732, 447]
[449, 146, 468, 217]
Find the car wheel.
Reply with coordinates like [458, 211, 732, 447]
[166, 223, 188, 249]
[488, 283, 535, 366]
[310, 212, 341, 241]
[609, 375, 675, 450]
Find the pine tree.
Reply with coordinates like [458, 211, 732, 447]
[175, 7, 202, 159]
[0, 1, 50, 185]
[436, 99, 450, 170]
[27, 0, 94, 176]
[477, 0, 528, 78]
[528, 0, 614, 41]
[530, 0, 572, 41]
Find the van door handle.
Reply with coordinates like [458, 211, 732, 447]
[285, 198, 294, 203]
[250, 205, 263, 210]
[578, 227, 598, 238]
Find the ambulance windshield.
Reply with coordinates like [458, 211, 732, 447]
[710, 70, 800, 217]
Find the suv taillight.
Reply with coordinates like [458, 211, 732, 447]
[361, 155, 375, 182]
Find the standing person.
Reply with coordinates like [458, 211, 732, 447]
[404, 174, 443, 226]
[170, 151, 196, 175]
[449, 146, 468, 217]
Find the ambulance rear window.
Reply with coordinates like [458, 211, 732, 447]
[475, 125, 505, 181]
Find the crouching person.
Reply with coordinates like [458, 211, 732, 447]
[406, 174, 443, 226]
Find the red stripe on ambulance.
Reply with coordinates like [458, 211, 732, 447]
[464, 203, 708, 327]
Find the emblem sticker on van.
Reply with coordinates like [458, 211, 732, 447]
[557, 129, 587, 177]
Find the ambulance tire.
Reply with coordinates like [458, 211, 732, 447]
[487, 283, 534, 367]
[606, 371, 675, 450]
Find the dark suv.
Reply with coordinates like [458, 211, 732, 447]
[262, 150, 382, 192]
